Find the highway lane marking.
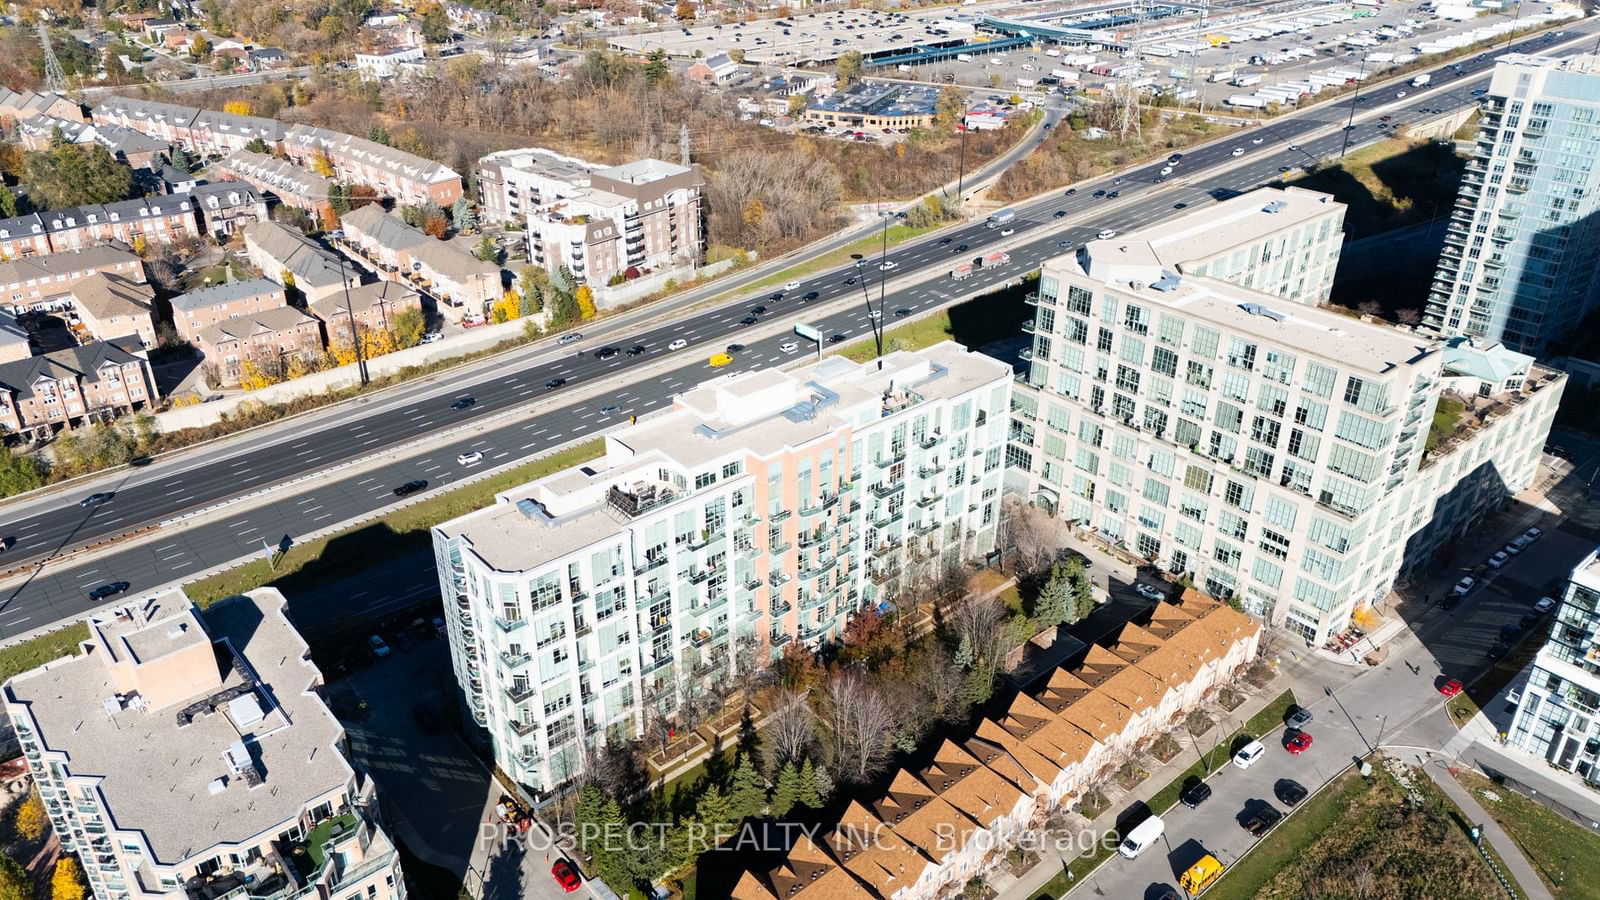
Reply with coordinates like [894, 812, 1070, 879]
[358, 477, 375, 485]
[423, 464, 440, 472]
[523, 424, 544, 433]
[160, 551, 185, 561]
[493, 452, 509, 460]
[363, 438, 379, 445]
[155, 543, 179, 552]
[518, 388, 534, 396]
[521, 442, 540, 450]
[292, 442, 308, 449]
[0, 616, 30, 628]
[315, 514, 333, 522]
[229, 520, 254, 530]
[570, 427, 584, 434]
[171, 560, 192, 569]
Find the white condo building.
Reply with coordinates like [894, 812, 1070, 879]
[433, 344, 1012, 792]
[1007, 190, 1563, 646]
[1507, 547, 1600, 783]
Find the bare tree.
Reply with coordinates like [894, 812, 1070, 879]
[997, 496, 1057, 578]
[822, 672, 895, 784]
[765, 688, 815, 772]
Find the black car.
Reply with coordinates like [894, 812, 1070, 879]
[739, 316, 758, 326]
[726, 343, 745, 353]
[1065, 187, 1077, 195]
[828, 334, 847, 344]
[79, 491, 114, 508]
[939, 237, 953, 244]
[1107, 190, 1120, 199]
[803, 291, 819, 301]
[844, 277, 857, 285]
[1244, 806, 1283, 837]
[545, 378, 567, 390]
[1285, 705, 1314, 729]
[1500, 623, 1522, 643]
[770, 292, 785, 301]
[88, 581, 130, 601]
[1053, 210, 1067, 218]
[894, 308, 912, 318]
[1275, 779, 1308, 806]
[594, 346, 619, 360]
[1179, 776, 1212, 809]
[956, 244, 968, 252]
[450, 397, 476, 410]
[1093, 189, 1107, 198]
[626, 345, 646, 356]
[750, 305, 767, 315]
[393, 480, 428, 498]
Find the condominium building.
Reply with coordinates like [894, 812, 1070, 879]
[485, 151, 706, 287]
[1506, 548, 1600, 784]
[734, 591, 1260, 900]
[432, 343, 1012, 792]
[3, 588, 406, 900]
[1425, 54, 1600, 353]
[1007, 229, 1562, 646]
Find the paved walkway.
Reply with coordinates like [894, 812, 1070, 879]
[992, 670, 1294, 899]
[1423, 759, 1553, 900]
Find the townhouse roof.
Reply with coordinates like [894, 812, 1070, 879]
[93, 96, 287, 143]
[1033, 668, 1094, 713]
[197, 306, 319, 345]
[170, 277, 284, 314]
[766, 833, 874, 899]
[69, 272, 155, 322]
[917, 740, 1024, 831]
[284, 123, 459, 187]
[189, 180, 265, 211]
[876, 770, 977, 861]
[0, 198, 193, 241]
[0, 244, 140, 288]
[217, 148, 334, 201]
[408, 237, 499, 284]
[1093, 658, 1165, 716]
[959, 736, 1037, 796]
[0, 88, 78, 117]
[732, 871, 779, 900]
[16, 115, 169, 160]
[341, 203, 430, 251]
[309, 280, 418, 320]
[0, 337, 144, 400]
[243, 221, 347, 290]
[0, 310, 27, 355]
[972, 718, 1064, 785]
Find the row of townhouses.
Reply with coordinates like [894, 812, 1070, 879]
[338, 204, 502, 323]
[733, 591, 1260, 900]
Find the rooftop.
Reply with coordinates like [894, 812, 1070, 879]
[4, 589, 353, 865]
[0, 243, 140, 287]
[810, 80, 941, 118]
[69, 271, 155, 322]
[607, 8, 976, 65]
[170, 277, 284, 313]
[197, 305, 318, 344]
[1109, 186, 1343, 270]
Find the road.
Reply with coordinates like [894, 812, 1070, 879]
[0, 23, 1589, 642]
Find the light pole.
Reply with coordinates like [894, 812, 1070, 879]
[955, 123, 969, 203]
[1340, 52, 1370, 160]
[848, 252, 884, 367]
[327, 229, 367, 386]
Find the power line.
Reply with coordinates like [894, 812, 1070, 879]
[38, 23, 66, 94]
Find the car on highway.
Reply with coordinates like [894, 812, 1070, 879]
[1167, 153, 1183, 163]
[1278, 165, 1293, 174]
[1285, 705, 1313, 729]
[79, 492, 114, 508]
[1159, 166, 1173, 176]
[557, 332, 583, 345]
[0, 537, 12, 553]
[751, 305, 767, 315]
[1231, 147, 1245, 156]
[88, 581, 130, 601]
[393, 480, 428, 497]
[770, 291, 785, 301]
[829, 334, 847, 344]
[709, 353, 734, 367]
[1053, 210, 1067, 218]
[1472, 88, 1488, 96]
[739, 315, 758, 326]
[1285, 731, 1313, 755]
[1287, 144, 1299, 151]
[1232, 739, 1266, 769]
[1093, 189, 1106, 198]
[895, 308, 912, 318]
[1380, 114, 1393, 122]
[1488, 550, 1510, 569]
[780, 342, 799, 353]
[956, 243, 968, 251]
[1179, 776, 1212, 809]
[600, 405, 621, 415]
[594, 346, 619, 360]
[457, 451, 484, 466]
[626, 345, 646, 356]
[880, 261, 898, 271]
[784, 280, 801, 291]
[1243, 805, 1283, 837]
[1275, 779, 1308, 807]
[1066, 187, 1077, 194]
[1536, 596, 1557, 614]
[1251, 136, 1264, 144]
[1396, 90, 1407, 98]
[1438, 678, 1464, 698]
[803, 291, 819, 302]
[668, 339, 688, 351]
[450, 396, 476, 410]
[844, 276, 857, 285]
[420, 332, 442, 344]
[1107, 190, 1120, 199]
[867, 309, 882, 320]
[1000, 227, 1015, 236]
[368, 635, 392, 658]
[1523, 526, 1543, 542]
[1097, 229, 1118, 240]
[552, 860, 582, 893]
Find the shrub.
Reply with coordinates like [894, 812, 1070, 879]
[1185, 709, 1214, 736]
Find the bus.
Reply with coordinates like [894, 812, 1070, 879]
[986, 209, 1017, 228]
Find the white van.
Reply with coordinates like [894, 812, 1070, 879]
[1118, 816, 1165, 860]
[1232, 739, 1266, 769]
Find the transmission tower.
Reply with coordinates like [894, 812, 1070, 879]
[1113, 83, 1142, 141]
[37, 23, 66, 94]
[679, 122, 690, 167]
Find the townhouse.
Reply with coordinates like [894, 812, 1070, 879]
[67, 272, 158, 348]
[4, 588, 407, 900]
[0, 338, 155, 438]
[0, 198, 201, 259]
[243, 222, 358, 305]
[0, 88, 83, 126]
[196, 307, 324, 384]
[91, 97, 287, 159]
[433, 343, 1013, 792]
[734, 592, 1261, 899]
[0, 311, 29, 363]
[169, 278, 287, 345]
[0, 245, 145, 311]
[213, 149, 337, 224]
[15, 114, 171, 170]
[187, 181, 270, 238]
[309, 281, 421, 340]
[338, 204, 499, 322]
[283, 124, 463, 207]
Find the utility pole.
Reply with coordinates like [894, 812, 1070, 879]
[327, 230, 368, 386]
[1340, 52, 1370, 160]
[38, 23, 66, 94]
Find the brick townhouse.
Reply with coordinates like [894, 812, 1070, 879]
[243, 222, 358, 305]
[0, 89, 83, 127]
[15, 114, 172, 171]
[196, 306, 324, 384]
[309, 281, 421, 341]
[186, 181, 270, 238]
[284, 124, 463, 207]
[169, 277, 287, 345]
[67, 273, 158, 348]
[0, 338, 155, 438]
[0, 245, 145, 311]
[337, 204, 499, 322]
[0, 198, 200, 260]
[91, 97, 286, 159]
[213, 149, 336, 225]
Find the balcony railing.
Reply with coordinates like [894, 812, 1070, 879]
[505, 683, 535, 703]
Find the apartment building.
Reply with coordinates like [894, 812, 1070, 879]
[310, 281, 422, 339]
[1007, 233, 1559, 647]
[243, 222, 358, 304]
[338, 205, 500, 322]
[1506, 548, 1600, 784]
[0, 338, 154, 438]
[1425, 54, 1600, 353]
[214, 149, 337, 224]
[68, 272, 158, 348]
[733, 591, 1260, 900]
[0, 198, 200, 260]
[284, 124, 463, 207]
[475, 147, 594, 224]
[433, 343, 1012, 792]
[196, 307, 324, 384]
[188, 181, 271, 238]
[91, 97, 287, 159]
[3, 588, 406, 900]
[355, 46, 425, 79]
[15, 114, 171, 170]
[170, 278, 288, 345]
[0, 245, 145, 311]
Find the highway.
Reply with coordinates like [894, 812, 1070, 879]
[0, 22, 1589, 641]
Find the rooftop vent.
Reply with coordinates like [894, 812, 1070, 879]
[207, 777, 227, 795]
[1238, 302, 1286, 322]
[1262, 200, 1287, 214]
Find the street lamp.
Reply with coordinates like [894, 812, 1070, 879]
[955, 123, 969, 203]
[1340, 53, 1370, 160]
[326, 229, 367, 386]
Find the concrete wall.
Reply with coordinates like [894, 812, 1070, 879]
[593, 256, 749, 310]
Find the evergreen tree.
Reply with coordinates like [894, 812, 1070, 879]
[518, 265, 546, 315]
[1064, 556, 1095, 619]
[244, 137, 270, 154]
[1034, 561, 1074, 627]
[695, 784, 733, 832]
[367, 123, 391, 145]
[0, 855, 26, 900]
[475, 234, 498, 263]
[726, 756, 767, 822]
[0, 186, 17, 219]
[452, 197, 477, 232]
[797, 758, 825, 810]
[169, 146, 193, 172]
[770, 762, 802, 817]
[644, 48, 669, 87]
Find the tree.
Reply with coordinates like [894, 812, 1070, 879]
[0, 186, 17, 219]
[367, 123, 391, 145]
[452, 197, 477, 233]
[518, 265, 546, 316]
[102, 47, 127, 82]
[310, 150, 335, 178]
[475, 234, 499, 264]
[423, 211, 449, 239]
[835, 50, 863, 88]
[694, 784, 732, 832]
[726, 756, 766, 822]
[23, 143, 132, 210]
[675, 0, 694, 19]
[786, 94, 807, 118]
[1034, 561, 1075, 628]
[244, 137, 270, 154]
[770, 762, 802, 818]
[1062, 555, 1095, 621]
[823, 672, 894, 784]
[0, 855, 26, 900]
[797, 757, 825, 809]
[935, 85, 966, 129]
[189, 34, 212, 59]
[222, 100, 254, 115]
[392, 307, 426, 348]
[575, 284, 597, 320]
[644, 48, 669, 88]
[50, 856, 84, 900]
[765, 688, 814, 771]
[15, 790, 46, 842]
[0, 453, 43, 498]
[169, 146, 194, 172]
[418, 0, 452, 43]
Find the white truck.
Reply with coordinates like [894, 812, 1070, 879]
[951, 261, 974, 281]
[1411, 73, 1432, 87]
[1231, 72, 1262, 87]
[1209, 68, 1235, 82]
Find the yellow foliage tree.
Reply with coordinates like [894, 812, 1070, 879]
[50, 856, 84, 900]
[15, 791, 46, 842]
[490, 290, 520, 324]
[575, 285, 596, 321]
[310, 150, 335, 178]
[237, 359, 281, 391]
[131, 235, 148, 257]
[222, 100, 254, 116]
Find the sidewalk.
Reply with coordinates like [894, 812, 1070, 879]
[1423, 759, 1553, 900]
[993, 670, 1294, 899]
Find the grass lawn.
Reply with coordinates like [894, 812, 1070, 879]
[745, 223, 941, 294]
[181, 259, 251, 291]
[0, 623, 89, 684]
[1287, 137, 1464, 241]
[835, 278, 1035, 362]
[1456, 770, 1600, 898]
[182, 439, 604, 608]
[1428, 395, 1469, 453]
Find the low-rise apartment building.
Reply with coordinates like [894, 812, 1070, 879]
[170, 278, 287, 345]
[1006, 217, 1561, 647]
[284, 124, 463, 207]
[0, 338, 154, 437]
[733, 591, 1260, 900]
[355, 46, 425, 79]
[309, 281, 421, 340]
[433, 343, 1012, 792]
[0, 245, 145, 311]
[197, 306, 324, 384]
[0, 198, 201, 260]
[1507, 548, 1600, 784]
[188, 181, 270, 238]
[475, 147, 594, 225]
[214, 149, 336, 224]
[68, 272, 158, 348]
[243, 222, 357, 305]
[3, 588, 407, 900]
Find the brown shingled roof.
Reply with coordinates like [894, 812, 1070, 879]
[1058, 689, 1133, 744]
[767, 833, 876, 899]
[1076, 644, 1131, 687]
[827, 801, 934, 896]
[918, 740, 1025, 830]
[1035, 668, 1095, 714]
[734, 870, 780, 900]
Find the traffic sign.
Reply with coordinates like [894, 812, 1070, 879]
[793, 323, 823, 343]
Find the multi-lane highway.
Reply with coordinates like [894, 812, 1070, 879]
[0, 21, 1590, 640]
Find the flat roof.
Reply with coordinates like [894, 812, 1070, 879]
[438, 341, 1009, 572]
[1109, 186, 1342, 268]
[607, 8, 977, 65]
[5, 589, 352, 865]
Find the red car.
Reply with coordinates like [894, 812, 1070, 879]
[1439, 679, 1464, 698]
[552, 859, 582, 893]
[1286, 731, 1313, 755]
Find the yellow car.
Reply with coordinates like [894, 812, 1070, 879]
[709, 353, 735, 367]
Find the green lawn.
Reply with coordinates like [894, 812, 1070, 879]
[1287, 137, 1465, 242]
[1428, 395, 1469, 454]
[0, 623, 89, 684]
[1457, 770, 1600, 898]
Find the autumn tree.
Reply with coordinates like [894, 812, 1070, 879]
[675, 0, 694, 19]
[310, 150, 335, 178]
[0, 186, 17, 219]
[392, 307, 426, 348]
[0, 855, 26, 900]
[422, 210, 449, 239]
[575, 284, 596, 320]
[835, 50, 863, 88]
[23, 139, 133, 210]
[189, 34, 212, 59]
[222, 99, 254, 115]
[417, 0, 452, 43]
[50, 856, 84, 900]
[935, 85, 966, 129]
[14, 790, 46, 842]
[822, 672, 894, 784]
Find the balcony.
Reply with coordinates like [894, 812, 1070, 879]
[918, 463, 945, 478]
[510, 719, 536, 736]
[874, 449, 907, 467]
[770, 509, 792, 523]
[870, 481, 904, 499]
[1024, 291, 1053, 307]
[505, 682, 535, 702]
[770, 633, 793, 646]
[1505, 178, 1531, 194]
[607, 483, 678, 518]
[494, 616, 527, 634]
[1020, 321, 1036, 335]
[770, 600, 793, 615]
[918, 432, 943, 450]
[769, 571, 793, 587]
[1018, 348, 1034, 361]
[500, 649, 531, 668]
[641, 654, 674, 675]
[870, 509, 903, 529]
[636, 555, 668, 575]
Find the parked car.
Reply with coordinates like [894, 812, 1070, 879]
[368, 635, 392, 658]
[1438, 678, 1464, 698]
[1243, 805, 1283, 837]
[1507, 536, 1530, 554]
[1285, 705, 1314, 729]
[1524, 526, 1543, 542]
[457, 451, 484, 466]
[1536, 596, 1557, 614]
[1179, 776, 1212, 809]
[1452, 576, 1476, 596]
[1232, 740, 1266, 769]
[552, 860, 582, 893]
[393, 631, 417, 652]
[1275, 779, 1308, 806]
[393, 480, 428, 498]
[1488, 551, 1510, 569]
[1284, 731, 1313, 755]
[420, 332, 443, 344]
[1134, 583, 1166, 602]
